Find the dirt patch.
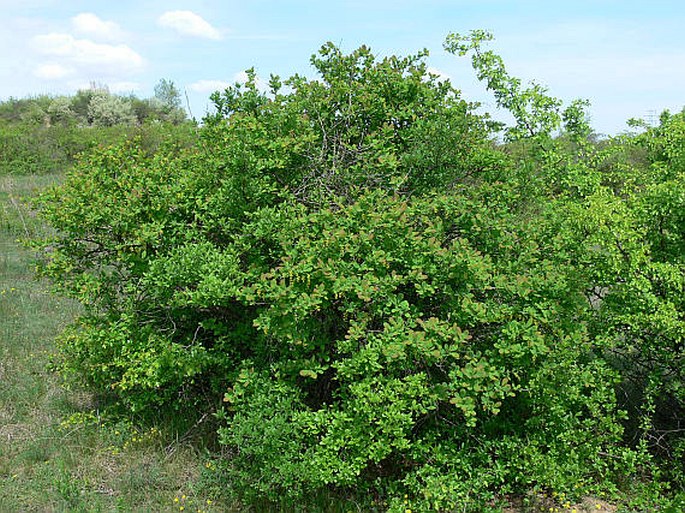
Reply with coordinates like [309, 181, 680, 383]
[501, 494, 617, 512]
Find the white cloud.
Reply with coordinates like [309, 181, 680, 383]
[189, 79, 231, 93]
[33, 63, 73, 80]
[32, 33, 144, 75]
[71, 12, 124, 42]
[158, 10, 222, 40]
[109, 81, 141, 93]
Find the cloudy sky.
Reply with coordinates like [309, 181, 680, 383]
[2, 0, 683, 135]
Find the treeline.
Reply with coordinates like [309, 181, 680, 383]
[0, 79, 195, 175]
[23, 32, 685, 511]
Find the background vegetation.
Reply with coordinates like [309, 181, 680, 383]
[1, 33, 684, 512]
[0, 79, 193, 175]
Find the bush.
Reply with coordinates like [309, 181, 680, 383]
[586, 111, 685, 488]
[212, 189, 628, 509]
[87, 90, 137, 127]
[35, 35, 685, 510]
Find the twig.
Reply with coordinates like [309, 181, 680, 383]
[8, 188, 30, 239]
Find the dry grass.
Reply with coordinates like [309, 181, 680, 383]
[501, 494, 618, 513]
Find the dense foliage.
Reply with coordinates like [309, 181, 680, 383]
[31, 32, 684, 511]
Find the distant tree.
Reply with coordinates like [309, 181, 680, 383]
[154, 78, 182, 110]
[70, 89, 96, 124]
[153, 79, 186, 123]
[0, 97, 27, 123]
[128, 96, 155, 124]
[14, 95, 52, 125]
[0, 84, 198, 175]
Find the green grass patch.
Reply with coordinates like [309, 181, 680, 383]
[0, 174, 236, 513]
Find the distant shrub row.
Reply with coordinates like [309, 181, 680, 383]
[0, 80, 194, 175]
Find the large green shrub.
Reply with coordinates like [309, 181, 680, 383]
[212, 189, 628, 509]
[36, 35, 681, 510]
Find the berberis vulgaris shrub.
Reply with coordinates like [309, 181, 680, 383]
[37, 32, 684, 510]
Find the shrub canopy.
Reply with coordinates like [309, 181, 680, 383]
[34, 32, 684, 511]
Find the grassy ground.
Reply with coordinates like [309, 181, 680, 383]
[0, 174, 235, 513]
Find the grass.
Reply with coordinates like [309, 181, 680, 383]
[0, 174, 235, 513]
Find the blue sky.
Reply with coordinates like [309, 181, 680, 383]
[2, 0, 684, 135]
